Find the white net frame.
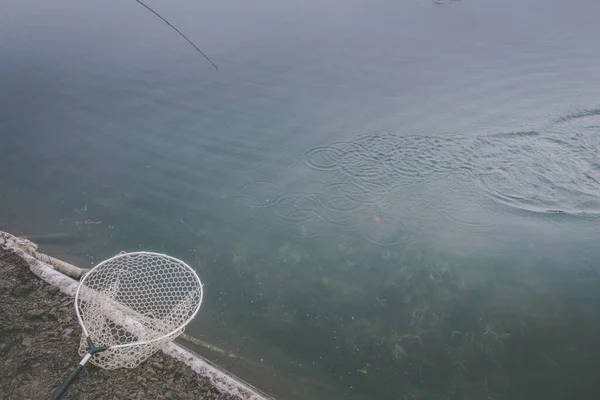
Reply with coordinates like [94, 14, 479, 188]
[74, 251, 203, 369]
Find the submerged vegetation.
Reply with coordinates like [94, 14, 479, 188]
[194, 229, 600, 399]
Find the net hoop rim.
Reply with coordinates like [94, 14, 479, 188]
[74, 251, 203, 350]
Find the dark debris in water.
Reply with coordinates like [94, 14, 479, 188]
[203, 233, 600, 399]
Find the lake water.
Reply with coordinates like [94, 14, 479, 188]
[2, 0, 600, 398]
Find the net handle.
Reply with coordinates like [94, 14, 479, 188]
[74, 251, 203, 349]
[51, 337, 107, 399]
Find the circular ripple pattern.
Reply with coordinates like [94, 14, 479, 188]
[474, 110, 600, 215]
[223, 112, 600, 244]
[258, 191, 326, 238]
[299, 130, 475, 243]
[305, 130, 474, 180]
[76, 252, 203, 369]
[214, 130, 476, 244]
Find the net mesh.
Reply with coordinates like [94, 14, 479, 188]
[76, 252, 202, 369]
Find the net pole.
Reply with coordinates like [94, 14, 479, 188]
[51, 337, 107, 400]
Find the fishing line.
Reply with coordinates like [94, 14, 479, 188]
[135, 0, 219, 70]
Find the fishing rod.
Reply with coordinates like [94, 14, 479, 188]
[134, 0, 219, 70]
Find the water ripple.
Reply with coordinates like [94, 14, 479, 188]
[216, 181, 282, 226]
[474, 110, 600, 215]
[224, 114, 600, 244]
[305, 130, 474, 181]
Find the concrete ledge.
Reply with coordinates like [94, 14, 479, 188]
[0, 230, 88, 279]
[165, 344, 268, 400]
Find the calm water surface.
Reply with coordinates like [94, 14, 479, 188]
[2, 0, 600, 398]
